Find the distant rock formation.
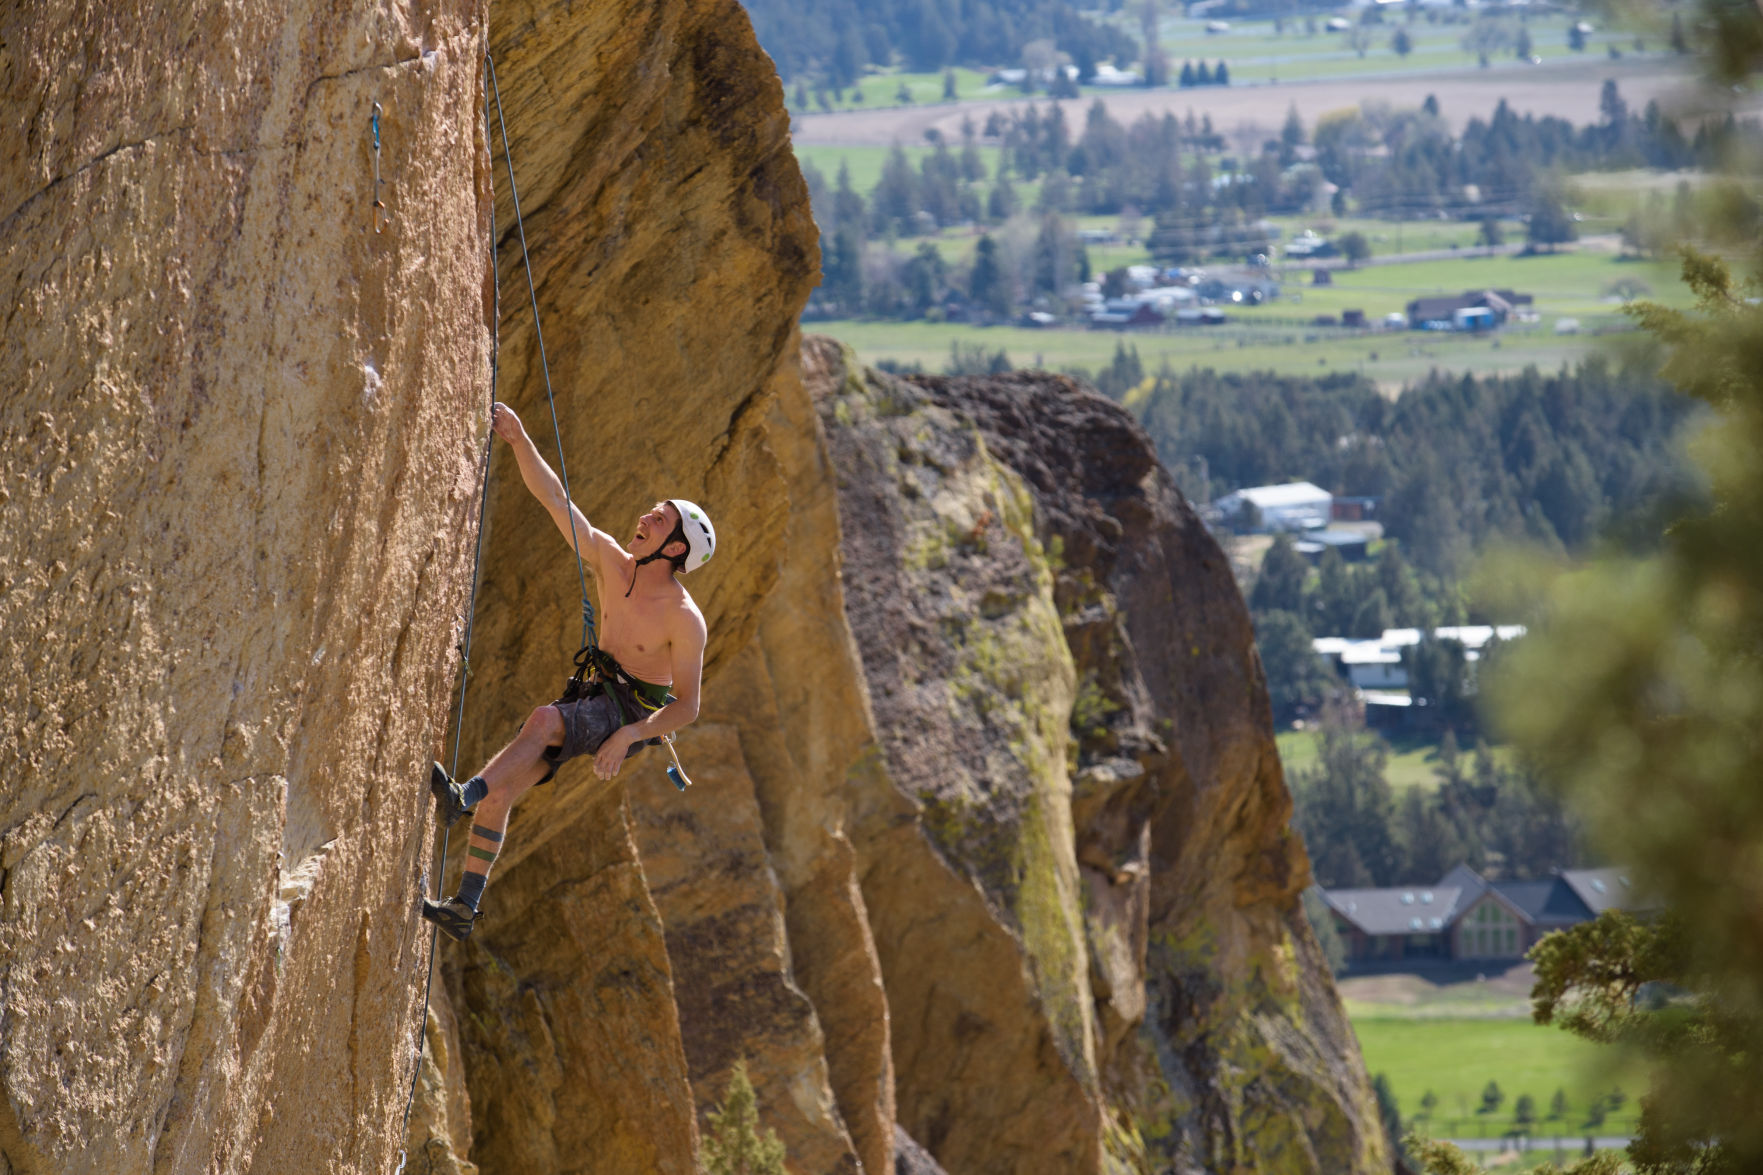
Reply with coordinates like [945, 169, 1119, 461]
[1, 0, 1383, 1172]
[806, 339, 1388, 1174]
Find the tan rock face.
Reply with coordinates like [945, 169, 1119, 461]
[1, 1, 491, 1171]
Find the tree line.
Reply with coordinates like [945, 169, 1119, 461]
[1134, 356, 1702, 581]
[742, 0, 1136, 88]
[1291, 713, 1580, 890]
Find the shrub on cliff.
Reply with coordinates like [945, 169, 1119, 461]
[702, 1061, 786, 1175]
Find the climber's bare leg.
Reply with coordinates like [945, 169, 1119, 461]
[424, 706, 563, 937]
[474, 704, 564, 817]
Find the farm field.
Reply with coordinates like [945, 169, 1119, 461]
[814, 316, 1612, 388]
[793, 15, 1657, 115]
[792, 56, 1697, 147]
[811, 230, 1685, 388]
[1275, 728, 1522, 793]
[1352, 1015, 1647, 1143]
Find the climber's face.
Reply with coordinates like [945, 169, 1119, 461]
[631, 501, 682, 559]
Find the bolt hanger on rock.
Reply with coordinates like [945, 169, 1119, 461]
[370, 102, 388, 234]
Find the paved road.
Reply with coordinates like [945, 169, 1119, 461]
[1441, 1135, 1633, 1152]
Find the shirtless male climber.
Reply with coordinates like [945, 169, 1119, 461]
[421, 402, 713, 942]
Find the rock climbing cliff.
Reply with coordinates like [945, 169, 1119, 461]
[1, 2, 493, 1171]
[1, 0, 1385, 1172]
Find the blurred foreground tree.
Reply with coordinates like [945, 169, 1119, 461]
[1485, 242, 1763, 1171]
[1466, 6, 1763, 1163]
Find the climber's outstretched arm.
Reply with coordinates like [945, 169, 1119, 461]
[491, 404, 621, 577]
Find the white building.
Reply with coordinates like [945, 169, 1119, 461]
[1312, 625, 1527, 690]
[1212, 482, 1332, 532]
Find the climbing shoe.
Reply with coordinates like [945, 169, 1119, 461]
[421, 896, 479, 942]
[429, 761, 468, 828]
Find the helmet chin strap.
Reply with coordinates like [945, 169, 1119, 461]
[626, 520, 685, 598]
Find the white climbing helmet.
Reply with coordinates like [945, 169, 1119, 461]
[667, 499, 716, 572]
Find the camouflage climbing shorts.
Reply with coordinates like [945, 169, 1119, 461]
[538, 692, 626, 784]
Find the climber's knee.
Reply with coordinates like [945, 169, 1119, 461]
[522, 705, 564, 746]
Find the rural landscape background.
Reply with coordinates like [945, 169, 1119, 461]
[757, 1, 1763, 1170]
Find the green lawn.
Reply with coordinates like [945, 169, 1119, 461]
[814, 316, 1607, 387]
[1275, 728, 1521, 793]
[1353, 1017, 1647, 1141]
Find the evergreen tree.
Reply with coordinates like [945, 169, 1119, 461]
[1480, 1081, 1504, 1115]
[969, 234, 1010, 317]
[1514, 1093, 1538, 1131]
[901, 242, 947, 315]
[1251, 534, 1308, 615]
[1492, 240, 1763, 1171]
[1291, 708, 1401, 885]
[702, 1061, 786, 1175]
[1526, 187, 1577, 250]
[872, 146, 920, 235]
[1280, 103, 1306, 165]
[1254, 610, 1335, 721]
[1093, 340, 1144, 399]
[986, 174, 1019, 222]
[1032, 213, 1076, 295]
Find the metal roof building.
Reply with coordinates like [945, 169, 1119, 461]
[1321, 864, 1652, 970]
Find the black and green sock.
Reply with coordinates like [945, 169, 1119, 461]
[461, 775, 489, 809]
[457, 824, 502, 911]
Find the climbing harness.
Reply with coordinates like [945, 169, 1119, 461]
[371, 103, 388, 234]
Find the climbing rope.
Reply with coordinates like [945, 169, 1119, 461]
[391, 48, 604, 1169]
[484, 50, 597, 655]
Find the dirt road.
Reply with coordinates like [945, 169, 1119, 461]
[793, 57, 1717, 146]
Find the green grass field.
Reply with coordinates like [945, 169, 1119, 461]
[1275, 728, 1522, 792]
[792, 16, 1652, 112]
[1353, 1017, 1646, 1141]
[1143, 14, 1651, 87]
